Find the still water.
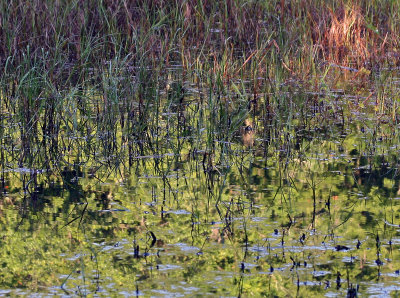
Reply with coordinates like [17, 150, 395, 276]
[1, 80, 400, 297]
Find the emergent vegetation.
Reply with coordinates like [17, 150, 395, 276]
[1, 1, 400, 296]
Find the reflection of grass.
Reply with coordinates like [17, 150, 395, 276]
[1, 0, 400, 296]
[3, 106, 400, 295]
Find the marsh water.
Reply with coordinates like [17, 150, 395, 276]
[1, 69, 400, 297]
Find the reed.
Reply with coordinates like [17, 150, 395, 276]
[0, 0, 398, 188]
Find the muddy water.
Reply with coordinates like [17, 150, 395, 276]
[1, 83, 400, 297]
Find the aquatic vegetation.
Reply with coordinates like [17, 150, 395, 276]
[1, 0, 400, 296]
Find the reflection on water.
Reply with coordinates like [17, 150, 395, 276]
[1, 85, 400, 297]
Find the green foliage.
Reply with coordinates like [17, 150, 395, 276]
[0, 0, 400, 296]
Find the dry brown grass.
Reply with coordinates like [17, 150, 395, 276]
[308, 2, 393, 68]
[0, 0, 398, 81]
[327, 5, 368, 64]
